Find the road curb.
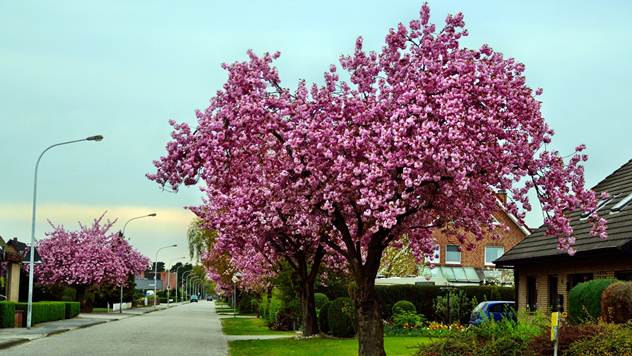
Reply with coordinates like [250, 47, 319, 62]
[0, 338, 29, 350]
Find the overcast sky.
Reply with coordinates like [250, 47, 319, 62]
[1, 0, 631, 263]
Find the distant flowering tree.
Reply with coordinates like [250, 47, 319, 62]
[148, 3, 606, 354]
[36, 214, 149, 310]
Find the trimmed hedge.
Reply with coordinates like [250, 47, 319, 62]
[0, 301, 16, 328]
[376, 284, 514, 320]
[14, 302, 66, 325]
[601, 281, 632, 323]
[568, 278, 617, 323]
[318, 301, 331, 334]
[65, 302, 80, 319]
[392, 300, 416, 316]
[314, 293, 329, 312]
[327, 297, 356, 338]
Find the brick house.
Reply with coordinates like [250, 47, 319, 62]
[376, 196, 530, 286]
[496, 159, 632, 313]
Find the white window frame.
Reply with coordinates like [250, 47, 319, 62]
[485, 246, 504, 266]
[445, 245, 461, 265]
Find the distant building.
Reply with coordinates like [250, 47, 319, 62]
[376, 194, 530, 286]
[135, 271, 177, 292]
[496, 159, 632, 313]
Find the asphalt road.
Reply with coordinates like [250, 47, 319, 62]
[3, 301, 228, 356]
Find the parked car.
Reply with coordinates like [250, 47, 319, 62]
[469, 301, 516, 325]
[206, 295, 213, 301]
[190, 294, 198, 303]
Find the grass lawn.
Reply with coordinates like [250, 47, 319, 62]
[229, 336, 429, 356]
[221, 317, 295, 336]
[90, 307, 110, 313]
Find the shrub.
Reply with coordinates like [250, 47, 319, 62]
[327, 297, 356, 338]
[314, 293, 329, 313]
[392, 300, 416, 316]
[64, 302, 81, 319]
[0, 301, 16, 328]
[600, 281, 632, 323]
[433, 289, 472, 324]
[392, 311, 424, 329]
[319, 301, 331, 334]
[568, 278, 617, 323]
[566, 322, 632, 356]
[376, 284, 514, 321]
[238, 293, 259, 314]
[14, 302, 66, 325]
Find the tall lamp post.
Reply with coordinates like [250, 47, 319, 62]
[188, 277, 200, 299]
[154, 244, 177, 307]
[27, 135, 104, 329]
[119, 213, 157, 313]
[182, 270, 193, 302]
[173, 264, 186, 303]
[166, 257, 184, 305]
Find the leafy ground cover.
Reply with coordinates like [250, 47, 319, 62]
[221, 317, 295, 336]
[229, 336, 430, 356]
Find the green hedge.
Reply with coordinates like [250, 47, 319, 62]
[568, 278, 617, 324]
[376, 285, 514, 320]
[327, 297, 356, 338]
[318, 301, 331, 334]
[0, 301, 16, 328]
[14, 302, 66, 325]
[65, 302, 80, 319]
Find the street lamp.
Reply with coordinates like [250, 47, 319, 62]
[173, 264, 186, 303]
[27, 135, 104, 329]
[118, 213, 157, 313]
[188, 277, 200, 299]
[154, 244, 177, 307]
[166, 257, 185, 305]
[232, 272, 241, 318]
[182, 270, 193, 302]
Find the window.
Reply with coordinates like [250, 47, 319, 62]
[425, 246, 440, 264]
[567, 273, 593, 291]
[615, 271, 632, 281]
[445, 245, 461, 264]
[485, 246, 504, 266]
[548, 275, 560, 311]
[527, 276, 537, 311]
[611, 192, 632, 213]
[581, 198, 612, 219]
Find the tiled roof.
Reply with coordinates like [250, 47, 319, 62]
[496, 159, 632, 265]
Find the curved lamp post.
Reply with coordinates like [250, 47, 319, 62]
[181, 270, 193, 301]
[154, 244, 177, 307]
[118, 213, 157, 313]
[27, 135, 103, 329]
[173, 264, 186, 303]
[166, 257, 185, 305]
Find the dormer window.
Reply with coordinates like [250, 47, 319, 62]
[611, 193, 632, 213]
[580, 198, 612, 219]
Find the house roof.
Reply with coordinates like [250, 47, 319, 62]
[496, 158, 632, 265]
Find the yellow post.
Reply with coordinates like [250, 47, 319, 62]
[551, 311, 560, 355]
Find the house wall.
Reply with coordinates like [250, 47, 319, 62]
[432, 210, 526, 269]
[515, 255, 632, 313]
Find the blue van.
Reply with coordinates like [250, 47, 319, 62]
[469, 301, 516, 325]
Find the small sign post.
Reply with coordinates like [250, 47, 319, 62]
[551, 311, 560, 356]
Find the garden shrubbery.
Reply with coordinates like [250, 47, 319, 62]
[14, 302, 66, 325]
[392, 300, 416, 315]
[600, 281, 632, 323]
[238, 292, 259, 314]
[327, 297, 356, 337]
[314, 293, 329, 313]
[318, 301, 331, 334]
[376, 284, 513, 321]
[568, 278, 617, 323]
[0, 301, 16, 328]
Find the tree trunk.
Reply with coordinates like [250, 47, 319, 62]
[354, 277, 385, 356]
[299, 277, 319, 336]
[75, 285, 93, 313]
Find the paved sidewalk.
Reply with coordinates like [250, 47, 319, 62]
[0, 303, 178, 350]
